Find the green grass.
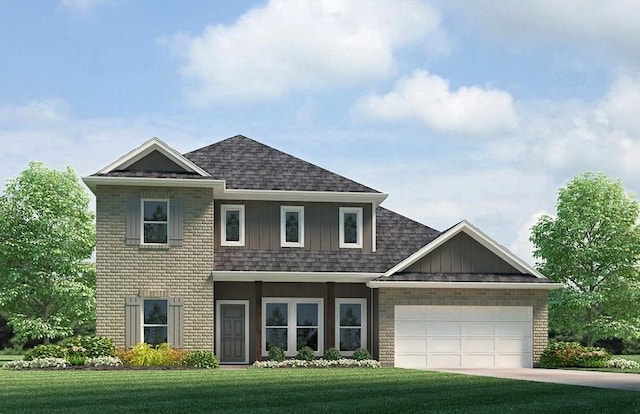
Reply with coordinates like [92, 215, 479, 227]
[0, 368, 638, 413]
[0, 354, 22, 365]
[619, 354, 640, 363]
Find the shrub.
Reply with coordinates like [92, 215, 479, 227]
[166, 348, 190, 366]
[185, 350, 219, 369]
[128, 343, 175, 366]
[63, 336, 116, 358]
[65, 347, 87, 366]
[24, 344, 65, 361]
[352, 347, 371, 361]
[324, 347, 342, 361]
[115, 348, 134, 366]
[268, 346, 286, 362]
[296, 346, 315, 361]
[85, 356, 123, 367]
[540, 342, 610, 368]
[607, 358, 640, 370]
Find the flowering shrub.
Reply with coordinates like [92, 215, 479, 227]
[540, 342, 610, 368]
[607, 358, 640, 370]
[85, 356, 123, 367]
[3, 358, 67, 370]
[63, 336, 116, 358]
[252, 358, 381, 369]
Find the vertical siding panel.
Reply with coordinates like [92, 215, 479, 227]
[125, 296, 142, 348]
[320, 204, 332, 251]
[258, 201, 270, 249]
[269, 202, 279, 250]
[309, 204, 321, 250]
[363, 205, 372, 252]
[329, 206, 340, 250]
[303, 202, 311, 251]
[247, 202, 260, 250]
[450, 234, 462, 272]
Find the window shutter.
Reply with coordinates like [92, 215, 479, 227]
[125, 196, 141, 245]
[168, 297, 184, 348]
[169, 198, 184, 246]
[125, 296, 142, 348]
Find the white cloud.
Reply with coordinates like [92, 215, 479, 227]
[455, 0, 640, 68]
[166, 0, 446, 105]
[0, 99, 70, 126]
[60, 0, 112, 15]
[509, 211, 548, 267]
[354, 70, 518, 134]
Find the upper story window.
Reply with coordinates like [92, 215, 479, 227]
[339, 207, 363, 248]
[221, 204, 245, 246]
[142, 199, 169, 244]
[281, 206, 304, 247]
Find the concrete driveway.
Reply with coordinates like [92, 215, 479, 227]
[434, 368, 640, 392]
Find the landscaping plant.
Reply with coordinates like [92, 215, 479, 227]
[352, 347, 371, 361]
[540, 342, 610, 368]
[324, 347, 342, 361]
[268, 346, 286, 362]
[296, 346, 315, 361]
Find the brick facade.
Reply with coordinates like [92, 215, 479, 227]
[377, 288, 548, 367]
[95, 185, 214, 349]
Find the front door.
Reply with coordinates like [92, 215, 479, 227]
[220, 304, 246, 363]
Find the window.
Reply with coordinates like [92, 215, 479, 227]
[221, 204, 245, 246]
[143, 299, 168, 345]
[335, 299, 367, 354]
[142, 199, 169, 244]
[339, 207, 363, 248]
[281, 206, 304, 247]
[263, 298, 324, 356]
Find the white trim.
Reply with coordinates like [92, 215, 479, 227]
[216, 300, 250, 364]
[371, 203, 377, 253]
[211, 271, 380, 283]
[214, 188, 388, 204]
[335, 298, 367, 356]
[221, 204, 245, 247]
[97, 137, 210, 177]
[141, 198, 169, 246]
[280, 206, 304, 248]
[82, 176, 225, 192]
[383, 220, 546, 279]
[262, 298, 324, 357]
[339, 207, 363, 249]
[366, 281, 563, 289]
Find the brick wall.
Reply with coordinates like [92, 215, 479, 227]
[95, 185, 214, 349]
[377, 288, 549, 367]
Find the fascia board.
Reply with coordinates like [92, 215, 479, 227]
[214, 188, 388, 204]
[97, 137, 210, 177]
[383, 220, 546, 279]
[82, 176, 225, 193]
[211, 271, 380, 283]
[366, 281, 563, 289]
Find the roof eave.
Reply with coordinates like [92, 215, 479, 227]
[366, 281, 563, 289]
[82, 176, 226, 193]
[214, 188, 389, 204]
[212, 271, 381, 283]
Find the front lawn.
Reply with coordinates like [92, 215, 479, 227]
[1, 368, 638, 413]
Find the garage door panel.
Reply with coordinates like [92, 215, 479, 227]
[496, 338, 531, 353]
[395, 306, 429, 320]
[396, 339, 427, 353]
[427, 338, 461, 352]
[495, 321, 531, 336]
[396, 354, 427, 369]
[394, 305, 532, 369]
[428, 354, 461, 368]
[427, 322, 461, 336]
[462, 322, 494, 336]
[396, 322, 427, 336]
[462, 338, 495, 353]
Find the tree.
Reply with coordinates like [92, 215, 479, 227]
[530, 172, 640, 345]
[0, 162, 96, 345]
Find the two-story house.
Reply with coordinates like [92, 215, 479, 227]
[83, 135, 560, 369]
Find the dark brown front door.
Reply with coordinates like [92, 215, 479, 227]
[220, 304, 246, 363]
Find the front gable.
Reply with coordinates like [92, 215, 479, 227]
[405, 232, 519, 274]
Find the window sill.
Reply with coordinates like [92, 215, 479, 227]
[139, 244, 171, 251]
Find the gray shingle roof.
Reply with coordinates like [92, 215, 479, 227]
[184, 135, 380, 192]
[214, 206, 440, 273]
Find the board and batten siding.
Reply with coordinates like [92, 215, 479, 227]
[406, 232, 519, 274]
[214, 200, 373, 252]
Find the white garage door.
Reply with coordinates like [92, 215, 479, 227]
[395, 305, 532, 369]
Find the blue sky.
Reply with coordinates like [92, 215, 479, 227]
[2, 0, 640, 264]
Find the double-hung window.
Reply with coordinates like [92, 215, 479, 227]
[263, 298, 323, 356]
[221, 204, 245, 246]
[143, 299, 168, 346]
[142, 199, 169, 244]
[335, 298, 367, 354]
[339, 207, 363, 248]
[281, 206, 304, 247]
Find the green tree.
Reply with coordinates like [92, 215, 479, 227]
[531, 172, 640, 345]
[0, 162, 96, 345]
